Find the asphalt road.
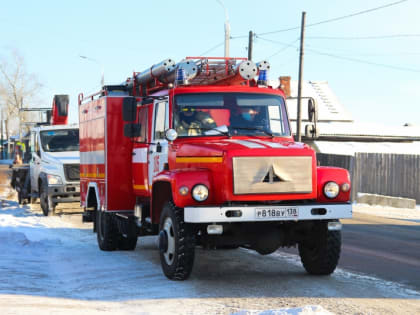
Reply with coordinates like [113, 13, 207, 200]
[281, 212, 420, 292]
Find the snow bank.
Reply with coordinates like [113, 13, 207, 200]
[353, 203, 420, 221]
[232, 305, 334, 315]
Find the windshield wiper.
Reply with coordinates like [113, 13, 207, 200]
[184, 127, 230, 136]
[229, 126, 273, 137]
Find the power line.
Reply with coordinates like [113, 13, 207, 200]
[256, 35, 420, 73]
[258, 0, 409, 36]
[303, 42, 420, 56]
[306, 47, 420, 73]
[255, 36, 300, 59]
[199, 41, 225, 56]
[264, 39, 299, 60]
[307, 34, 420, 40]
[230, 35, 248, 40]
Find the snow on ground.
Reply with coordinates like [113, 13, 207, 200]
[353, 203, 420, 221]
[0, 187, 420, 314]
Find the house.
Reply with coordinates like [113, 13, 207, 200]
[278, 78, 420, 204]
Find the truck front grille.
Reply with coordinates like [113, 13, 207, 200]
[232, 156, 312, 195]
[64, 164, 80, 181]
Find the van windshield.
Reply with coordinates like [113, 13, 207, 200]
[173, 93, 290, 137]
[40, 129, 79, 152]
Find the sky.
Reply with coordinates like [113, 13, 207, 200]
[0, 0, 419, 126]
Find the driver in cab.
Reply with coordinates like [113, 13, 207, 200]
[176, 107, 216, 136]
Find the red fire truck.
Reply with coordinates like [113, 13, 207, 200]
[79, 57, 352, 280]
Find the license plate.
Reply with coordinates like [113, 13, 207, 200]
[255, 207, 299, 219]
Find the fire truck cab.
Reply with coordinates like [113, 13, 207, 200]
[79, 57, 352, 280]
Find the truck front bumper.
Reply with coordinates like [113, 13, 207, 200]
[184, 203, 352, 223]
[48, 184, 80, 203]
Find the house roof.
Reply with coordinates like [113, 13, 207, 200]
[285, 81, 353, 122]
[313, 121, 420, 139]
[313, 140, 420, 156]
[281, 80, 420, 140]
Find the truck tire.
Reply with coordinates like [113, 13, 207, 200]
[159, 201, 195, 280]
[118, 236, 138, 251]
[298, 221, 341, 275]
[40, 184, 55, 216]
[30, 189, 37, 204]
[18, 191, 23, 205]
[96, 210, 118, 251]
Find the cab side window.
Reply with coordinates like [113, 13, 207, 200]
[31, 132, 40, 157]
[154, 101, 168, 140]
[137, 107, 148, 142]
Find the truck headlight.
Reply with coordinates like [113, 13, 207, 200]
[192, 184, 209, 202]
[323, 181, 339, 199]
[47, 174, 63, 185]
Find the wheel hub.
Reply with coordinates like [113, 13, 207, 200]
[161, 217, 175, 265]
[159, 230, 168, 252]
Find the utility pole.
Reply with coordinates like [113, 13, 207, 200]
[296, 11, 306, 142]
[248, 31, 253, 60]
[217, 0, 230, 57]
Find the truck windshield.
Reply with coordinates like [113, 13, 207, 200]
[40, 129, 79, 152]
[174, 93, 290, 137]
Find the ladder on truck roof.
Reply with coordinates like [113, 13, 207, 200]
[78, 57, 271, 103]
[121, 56, 271, 97]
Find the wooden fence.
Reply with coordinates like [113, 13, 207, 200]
[317, 153, 420, 202]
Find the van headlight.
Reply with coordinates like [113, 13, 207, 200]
[192, 184, 209, 202]
[323, 181, 339, 199]
[47, 174, 63, 185]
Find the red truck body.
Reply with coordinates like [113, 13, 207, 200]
[79, 57, 352, 280]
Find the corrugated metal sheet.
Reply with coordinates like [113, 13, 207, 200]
[354, 153, 420, 202]
[317, 153, 420, 202]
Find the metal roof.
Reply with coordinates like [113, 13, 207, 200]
[286, 81, 353, 122]
[313, 140, 420, 156]
[315, 121, 420, 139]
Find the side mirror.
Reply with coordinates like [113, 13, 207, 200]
[122, 97, 137, 122]
[165, 129, 178, 142]
[124, 123, 141, 137]
[308, 98, 318, 123]
[305, 123, 319, 139]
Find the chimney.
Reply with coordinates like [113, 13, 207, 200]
[279, 76, 291, 98]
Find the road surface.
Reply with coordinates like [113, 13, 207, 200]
[1, 164, 420, 314]
[280, 211, 420, 292]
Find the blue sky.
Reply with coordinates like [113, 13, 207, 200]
[1, 0, 419, 126]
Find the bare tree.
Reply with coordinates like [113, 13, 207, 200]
[0, 50, 43, 141]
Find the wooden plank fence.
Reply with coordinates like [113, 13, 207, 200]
[317, 153, 420, 202]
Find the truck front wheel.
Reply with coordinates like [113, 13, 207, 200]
[159, 201, 195, 280]
[298, 221, 341, 275]
[40, 184, 55, 216]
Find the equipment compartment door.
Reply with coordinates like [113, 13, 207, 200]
[132, 105, 151, 196]
[148, 99, 169, 186]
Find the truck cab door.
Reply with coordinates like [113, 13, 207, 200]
[148, 99, 169, 186]
[132, 105, 151, 196]
[29, 131, 42, 193]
